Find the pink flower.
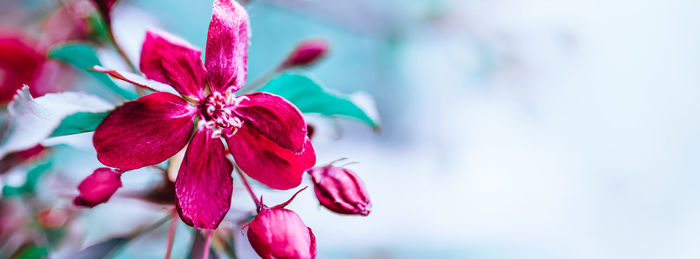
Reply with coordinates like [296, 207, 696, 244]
[73, 167, 124, 208]
[0, 32, 50, 104]
[92, 0, 315, 229]
[308, 165, 371, 216]
[0, 8, 87, 104]
[245, 189, 316, 259]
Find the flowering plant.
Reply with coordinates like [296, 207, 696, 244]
[0, 0, 379, 258]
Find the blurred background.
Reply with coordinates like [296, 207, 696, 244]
[2, 0, 700, 258]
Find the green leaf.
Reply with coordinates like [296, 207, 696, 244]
[48, 43, 139, 100]
[50, 111, 111, 137]
[259, 73, 380, 130]
[2, 160, 52, 197]
[14, 244, 48, 259]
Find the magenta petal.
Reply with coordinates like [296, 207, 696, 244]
[205, 0, 249, 92]
[234, 92, 307, 152]
[93, 92, 196, 170]
[227, 125, 316, 190]
[140, 30, 207, 100]
[73, 167, 123, 208]
[175, 128, 233, 229]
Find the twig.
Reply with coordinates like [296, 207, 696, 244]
[234, 165, 260, 210]
[164, 210, 178, 259]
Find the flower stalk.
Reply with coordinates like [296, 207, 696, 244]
[165, 209, 178, 259]
[203, 230, 213, 259]
[235, 164, 260, 210]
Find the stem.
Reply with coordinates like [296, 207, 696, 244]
[132, 213, 172, 238]
[213, 232, 237, 259]
[234, 165, 260, 210]
[238, 69, 278, 95]
[149, 165, 167, 173]
[107, 24, 138, 73]
[165, 210, 178, 259]
[202, 230, 213, 259]
[106, 23, 146, 96]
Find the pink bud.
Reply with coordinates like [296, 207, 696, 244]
[280, 39, 329, 70]
[308, 165, 371, 216]
[245, 188, 316, 259]
[73, 167, 123, 208]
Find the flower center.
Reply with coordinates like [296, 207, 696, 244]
[198, 90, 247, 138]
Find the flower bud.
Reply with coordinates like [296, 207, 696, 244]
[73, 167, 123, 208]
[279, 39, 329, 70]
[245, 188, 316, 259]
[308, 165, 371, 216]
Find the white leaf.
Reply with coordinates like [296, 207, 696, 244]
[0, 86, 114, 158]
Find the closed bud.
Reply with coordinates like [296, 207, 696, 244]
[73, 167, 123, 208]
[279, 39, 329, 70]
[308, 165, 371, 216]
[245, 188, 316, 259]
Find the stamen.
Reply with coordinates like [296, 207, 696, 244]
[225, 88, 236, 105]
[233, 96, 249, 106]
[197, 120, 208, 130]
[226, 128, 239, 137]
[211, 128, 222, 139]
[200, 91, 247, 138]
[232, 117, 243, 128]
[207, 105, 215, 116]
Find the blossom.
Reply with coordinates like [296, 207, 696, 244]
[245, 188, 316, 259]
[93, 0, 315, 229]
[73, 167, 124, 208]
[308, 165, 371, 216]
[0, 2, 90, 104]
[0, 32, 51, 104]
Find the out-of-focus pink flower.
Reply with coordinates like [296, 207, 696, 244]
[280, 39, 329, 70]
[73, 167, 124, 208]
[0, 32, 45, 103]
[40, 0, 92, 48]
[37, 208, 71, 229]
[0, 5, 90, 105]
[308, 165, 371, 216]
[245, 189, 316, 259]
[92, 0, 315, 230]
